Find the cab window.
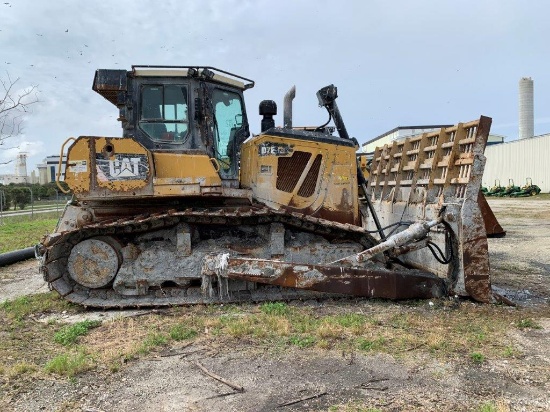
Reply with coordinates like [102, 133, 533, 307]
[140, 85, 189, 142]
[212, 89, 243, 173]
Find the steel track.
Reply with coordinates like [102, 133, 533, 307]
[40, 206, 379, 308]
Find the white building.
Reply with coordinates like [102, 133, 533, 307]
[39, 155, 67, 183]
[361, 125, 453, 155]
[483, 133, 550, 192]
[0, 152, 30, 184]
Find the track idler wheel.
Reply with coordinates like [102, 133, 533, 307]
[67, 237, 122, 288]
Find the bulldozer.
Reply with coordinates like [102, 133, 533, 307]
[37, 65, 495, 307]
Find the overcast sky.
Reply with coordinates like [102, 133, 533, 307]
[1, 0, 549, 174]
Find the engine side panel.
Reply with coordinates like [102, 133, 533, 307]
[240, 132, 360, 225]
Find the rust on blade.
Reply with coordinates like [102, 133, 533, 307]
[462, 232, 492, 303]
[220, 257, 446, 300]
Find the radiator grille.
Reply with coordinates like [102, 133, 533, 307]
[276, 151, 311, 193]
[297, 154, 322, 197]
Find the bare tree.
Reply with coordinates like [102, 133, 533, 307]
[0, 73, 39, 159]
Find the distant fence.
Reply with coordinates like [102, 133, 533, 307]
[0, 197, 68, 224]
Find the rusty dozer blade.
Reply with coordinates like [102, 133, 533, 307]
[202, 255, 446, 300]
[367, 116, 494, 302]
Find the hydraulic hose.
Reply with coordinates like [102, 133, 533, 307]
[357, 165, 386, 240]
[0, 247, 36, 267]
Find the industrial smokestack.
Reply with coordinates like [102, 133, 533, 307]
[519, 77, 534, 139]
[15, 153, 28, 177]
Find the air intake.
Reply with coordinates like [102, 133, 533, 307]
[276, 151, 311, 192]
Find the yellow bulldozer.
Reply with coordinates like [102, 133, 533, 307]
[38, 66, 496, 307]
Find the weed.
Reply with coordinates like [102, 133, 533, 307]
[169, 325, 198, 341]
[1, 293, 77, 321]
[259, 315, 291, 337]
[7, 362, 37, 378]
[426, 334, 449, 353]
[260, 302, 290, 316]
[478, 402, 497, 412]
[357, 337, 386, 352]
[109, 361, 121, 373]
[219, 304, 245, 313]
[515, 318, 541, 329]
[54, 320, 101, 346]
[389, 313, 411, 329]
[45, 352, 92, 377]
[291, 313, 321, 334]
[502, 345, 520, 358]
[138, 333, 168, 354]
[288, 335, 316, 348]
[316, 322, 344, 340]
[1, 296, 30, 321]
[317, 339, 331, 349]
[470, 352, 485, 364]
[331, 313, 367, 329]
[220, 315, 255, 338]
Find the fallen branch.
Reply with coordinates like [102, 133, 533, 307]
[399, 342, 427, 352]
[278, 391, 327, 407]
[493, 293, 517, 307]
[357, 377, 390, 391]
[159, 342, 194, 357]
[195, 361, 244, 393]
[179, 348, 206, 359]
[202, 391, 240, 401]
[160, 351, 188, 358]
[125, 308, 174, 318]
[360, 384, 388, 391]
[125, 310, 155, 318]
[358, 377, 389, 385]
[355, 377, 390, 390]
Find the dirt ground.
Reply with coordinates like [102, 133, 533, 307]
[0, 197, 549, 411]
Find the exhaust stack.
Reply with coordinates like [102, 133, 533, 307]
[283, 85, 296, 129]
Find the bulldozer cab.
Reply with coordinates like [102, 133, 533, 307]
[92, 66, 254, 180]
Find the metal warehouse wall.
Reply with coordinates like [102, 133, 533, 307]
[362, 131, 398, 153]
[483, 134, 550, 192]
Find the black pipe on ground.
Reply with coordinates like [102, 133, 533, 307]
[0, 247, 36, 267]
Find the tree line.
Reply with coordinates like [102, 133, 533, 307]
[0, 182, 70, 210]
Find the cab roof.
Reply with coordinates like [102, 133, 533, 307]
[93, 65, 254, 106]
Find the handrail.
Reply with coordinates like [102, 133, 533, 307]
[56, 137, 76, 194]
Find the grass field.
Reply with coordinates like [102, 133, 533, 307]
[0, 212, 59, 253]
[0, 293, 546, 381]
